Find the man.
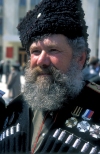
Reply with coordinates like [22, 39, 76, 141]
[0, 0, 100, 153]
[7, 64, 21, 99]
[0, 60, 4, 82]
[5, 60, 11, 83]
[83, 56, 100, 84]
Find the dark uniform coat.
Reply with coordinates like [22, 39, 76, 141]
[0, 81, 100, 154]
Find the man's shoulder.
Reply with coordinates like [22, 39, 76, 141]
[4, 94, 25, 123]
[0, 93, 28, 131]
[7, 93, 23, 104]
[74, 81, 100, 110]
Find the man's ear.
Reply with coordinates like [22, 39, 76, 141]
[77, 52, 86, 69]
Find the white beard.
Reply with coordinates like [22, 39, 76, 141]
[23, 60, 85, 111]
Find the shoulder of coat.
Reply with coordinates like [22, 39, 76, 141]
[86, 81, 100, 94]
[6, 93, 24, 108]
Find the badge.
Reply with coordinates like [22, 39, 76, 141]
[65, 117, 78, 128]
[82, 109, 94, 121]
[89, 124, 100, 138]
[71, 106, 82, 117]
[77, 121, 90, 132]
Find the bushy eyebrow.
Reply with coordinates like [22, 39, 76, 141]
[30, 43, 59, 51]
[46, 44, 58, 48]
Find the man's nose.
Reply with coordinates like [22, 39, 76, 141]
[37, 50, 51, 67]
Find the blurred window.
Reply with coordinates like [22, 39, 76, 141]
[97, 19, 100, 38]
[0, 0, 3, 5]
[31, 0, 41, 5]
[0, 18, 3, 35]
[19, 0, 26, 6]
[31, 0, 36, 5]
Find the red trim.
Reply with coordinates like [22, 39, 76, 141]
[31, 112, 49, 154]
[31, 111, 59, 154]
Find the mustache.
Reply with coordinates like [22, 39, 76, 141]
[32, 66, 53, 76]
[25, 63, 60, 83]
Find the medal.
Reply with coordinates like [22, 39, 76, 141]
[65, 117, 78, 128]
[77, 121, 90, 132]
[89, 124, 100, 138]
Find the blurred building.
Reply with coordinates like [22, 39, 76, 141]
[0, 0, 100, 65]
[82, 0, 100, 59]
[0, 0, 41, 66]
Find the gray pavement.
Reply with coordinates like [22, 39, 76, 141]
[0, 74, 25, 105]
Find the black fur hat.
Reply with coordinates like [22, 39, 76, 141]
[17, 0, 88, 50]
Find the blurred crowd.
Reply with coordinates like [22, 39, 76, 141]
[82, 56, 100, 84]
[0, 60, 26, 99]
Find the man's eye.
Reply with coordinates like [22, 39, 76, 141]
[31, 50, 40, 55]
[49, 49, 59, 54]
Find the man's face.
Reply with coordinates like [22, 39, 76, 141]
[24, 34, 85, 111]
[29, 34, 73, 74]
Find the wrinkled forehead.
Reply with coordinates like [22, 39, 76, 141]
[28, 34, 69, 49]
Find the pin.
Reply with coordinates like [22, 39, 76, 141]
[10, 126, 15, 135]
[65, 117, 78, 128]
[71, 106, 82, 117]
[72, 138, 81, 148]
[0, 134, 2, 141]
[6, 129, 9, 137]
[89, 146, 97, 154]
[37, 13, 41, 18]
[81, 142, 90, 153]
[16, 123, 20, 132]
[89, 124, 100, 138]
[65, 134, 74, 144]
[2, 131, 5, 139]
[77, 121, 90, 132]
[53, 128, 62, 138]
[82, 109, 94, 121]
[58, 130, 66, 141]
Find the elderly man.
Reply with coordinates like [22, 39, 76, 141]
[0, 0, 100, 153]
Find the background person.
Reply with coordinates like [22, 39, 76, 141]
[83, 56, 100, 84]
[0, 0, 100, 153]
[5, 60, 11, 83]
[0, 60, 4, 82]
[7, 64, 21, 99]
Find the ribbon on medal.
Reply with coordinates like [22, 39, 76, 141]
[82, 109, 94, 121]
